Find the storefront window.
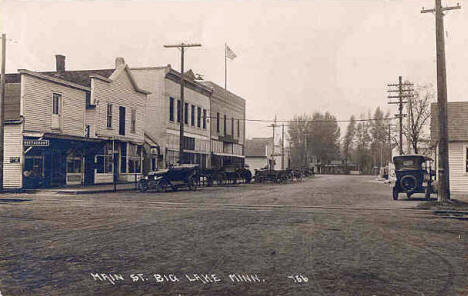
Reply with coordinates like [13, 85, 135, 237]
[128, 144, 142, 173]
[24, 155, 44, 177]
[96, 143, 113, 174]
[66, 154, 82, 173]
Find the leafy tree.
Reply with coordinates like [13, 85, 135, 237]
[404, 84, 434, 154]
[342, 115, 356, 165]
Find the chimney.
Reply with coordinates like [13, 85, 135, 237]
[115, 57, 125, 68]
[55, 55, 65, 73]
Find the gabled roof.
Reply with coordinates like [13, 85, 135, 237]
[40, 69, 114, 87]
[245, 137, 272, 157]
[431, 102, 468, 142]
[200, 81, 245, 105]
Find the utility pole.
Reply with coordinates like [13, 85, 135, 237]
[387, 76, 414, 155]
[281, 124, 285, 170]
[0, 34, 6, 189]
[422, 1, 461, 202]
[268, 115, 277, 170]
[164, 43, 201, 164]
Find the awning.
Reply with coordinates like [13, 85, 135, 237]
[213, 152, 245, 158]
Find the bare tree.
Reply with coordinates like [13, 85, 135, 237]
[404, 84, 434, 154]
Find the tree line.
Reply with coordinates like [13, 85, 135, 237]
[287, 84, 433, 174]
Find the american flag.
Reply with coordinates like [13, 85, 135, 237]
[225, 44, 237, 60]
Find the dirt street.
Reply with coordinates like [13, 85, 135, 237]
[0, 175, 466, 296]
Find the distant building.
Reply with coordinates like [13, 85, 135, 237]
[3, 55, 149, 189]
[431, 102, 468, 193]
[245, 137, 274, 174]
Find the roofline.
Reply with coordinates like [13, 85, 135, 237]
[18, 69, 91, 92]
[130, 66, 169, 71]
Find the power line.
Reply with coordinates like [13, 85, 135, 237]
[204, 116, 395, 123]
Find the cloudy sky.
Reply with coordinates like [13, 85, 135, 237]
[1, 0, 467, 139]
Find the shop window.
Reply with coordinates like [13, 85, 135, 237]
[24, 155, 43, 178]
[67, 153, 83, 174]
[169, 97, 174, 122]
[96, 143, 113, 174]
[166, 150, 179, 166]
[128, 144, 142, 173]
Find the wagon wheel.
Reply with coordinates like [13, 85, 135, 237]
[215, 173, 225, 185]
[392, 186, 399, 200]
[187, 177, 197, 191]
[243, 171, 252, 184]
[139, 180, 148, 192]
[424, 186, 431, 200]
[156, 179, 170, 193]
[207, 176, 214, 187]
[232, 172, 240, 184]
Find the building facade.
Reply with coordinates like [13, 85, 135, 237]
[431, 102, 468, 194]
[3, 55, 149, 189]
[200, 81, 246, 169]
[131, 66, 212, 169]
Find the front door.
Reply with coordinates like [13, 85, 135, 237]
[48, 151, 66, 187]
[84, 155, 95, 185]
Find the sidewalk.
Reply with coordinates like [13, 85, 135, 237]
[24, 183, 139, 195]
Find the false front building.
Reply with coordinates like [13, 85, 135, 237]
[199, 81, 246, 169]
[3, 56, 149, 189]
[131, 66, 212, 169]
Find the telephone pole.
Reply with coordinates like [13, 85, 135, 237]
[0, 34, 6, 189]
[164, 43, 201, 164]
[281, 124, 285, 170]
[387, 76, 414, 155]
[422, 1, 461, 202]
[268, 115, 277, 170]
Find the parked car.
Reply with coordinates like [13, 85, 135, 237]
[392, 155, 435, 200]
[139, 164, 200, 192]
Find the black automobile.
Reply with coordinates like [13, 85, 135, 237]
[392, 155, 435, 200]
[139, 164, 200, 192]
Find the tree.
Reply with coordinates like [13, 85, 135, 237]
[288, 112, 340, 168]
[343, 115, 356, 165]
[353, 115, 372, 173]
[404, 84, 434, 154]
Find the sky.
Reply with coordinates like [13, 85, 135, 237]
[1, 0, 467, 140]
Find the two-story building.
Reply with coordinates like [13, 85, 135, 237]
[3, 55, 149, 189]
[131, 66, 212, 169]
[199, 81, 246, 169]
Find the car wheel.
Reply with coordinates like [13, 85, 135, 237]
[392, 187, 399, 200]
[156, 179, 169, 193]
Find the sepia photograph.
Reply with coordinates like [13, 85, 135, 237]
[0, 0, 467, 295]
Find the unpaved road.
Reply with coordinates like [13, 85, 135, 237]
[0, 175, 466, 296]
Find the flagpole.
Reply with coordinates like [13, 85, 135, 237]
[224, 43, 227, 90]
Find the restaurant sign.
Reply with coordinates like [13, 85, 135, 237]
[24, 139, 50, 147]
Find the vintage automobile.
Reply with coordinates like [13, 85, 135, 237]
[392, 155, 435, 200]
[138, 164, 200, 192]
